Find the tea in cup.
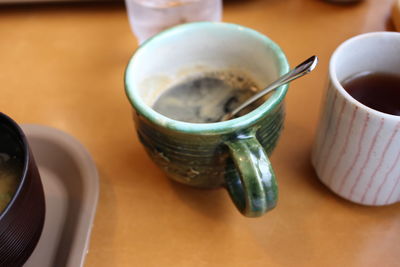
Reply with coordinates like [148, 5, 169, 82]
[312, 32, 400, 205]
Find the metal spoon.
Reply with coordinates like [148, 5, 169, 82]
[220, 55, 319, 121]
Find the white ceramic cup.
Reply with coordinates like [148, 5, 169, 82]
[312, 32, 400, 205]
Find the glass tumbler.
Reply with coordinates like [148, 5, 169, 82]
[125, 0, 222, 44]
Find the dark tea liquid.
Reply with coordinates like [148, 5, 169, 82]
[342, 72, 400, 116]
[152, 71, 263, 123]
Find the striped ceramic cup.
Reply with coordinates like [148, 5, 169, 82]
[312, 32, 400, 205]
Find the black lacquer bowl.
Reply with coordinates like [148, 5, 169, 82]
[0, 113, 45, 266]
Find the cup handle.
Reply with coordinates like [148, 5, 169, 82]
[224, 133, 278, 217]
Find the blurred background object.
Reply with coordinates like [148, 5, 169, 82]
[393, 0, 400, 31]
[125, 0, 222, 44]
[323, 0, 363, 3]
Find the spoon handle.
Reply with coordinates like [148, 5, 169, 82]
[221, 55, 318, 121]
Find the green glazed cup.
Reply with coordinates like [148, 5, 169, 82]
[125, 22, 289, 217]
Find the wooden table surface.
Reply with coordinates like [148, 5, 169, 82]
[1, 0, 399, 266]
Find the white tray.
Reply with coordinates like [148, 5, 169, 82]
[21, 124, 99, 267]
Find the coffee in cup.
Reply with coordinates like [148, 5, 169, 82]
[152, 70, 265, 123]
[125, 22, 290, 217]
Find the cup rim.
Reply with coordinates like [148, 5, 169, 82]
[329, 31, 400, 121]
[125, 22, 289, 134]
[0, 112, 30, 220]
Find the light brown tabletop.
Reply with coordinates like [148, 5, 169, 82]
[1, 0, 400, 266]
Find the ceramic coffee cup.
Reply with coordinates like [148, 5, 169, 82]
[125, 22, 289, 217]
[312, 32, 400, 205]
